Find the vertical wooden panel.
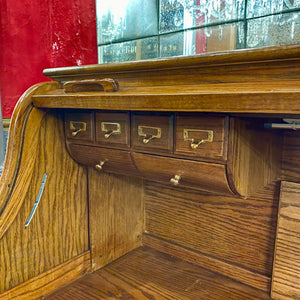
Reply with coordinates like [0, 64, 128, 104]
[0, 111, 89, 293]
[282, 131, 300, 182]
[88, 170, 144, 270]
[271, 181, 300, 300]
[145, 181, 279, 277]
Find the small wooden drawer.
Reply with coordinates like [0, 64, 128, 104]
[131, 113, 173, 153]
[67, 144, 139, 177]
[132, 152, 234, 195]
[65, 112, 94, 142]
[175, 114, 228, 162]
[95, 112, 130, 148]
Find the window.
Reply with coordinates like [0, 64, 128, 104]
[96, 0, 300, 63]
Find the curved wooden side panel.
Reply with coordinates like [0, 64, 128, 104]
[0, 81, 59, 238]
[0, 83, 89, 295]
[0, 111, 89, 294]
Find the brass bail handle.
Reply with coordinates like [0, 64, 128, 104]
[70, 121, 87, 137]
[101, 122, 121, 139]
[138, 126, 162, 144]
[143, 135, 155, 144]
[183, 129, 214, 149]
[191, 140, 206, 149]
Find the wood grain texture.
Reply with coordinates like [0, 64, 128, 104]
[175, 114, 228, 163]
[143, 234, 271, 292]
[0, 111, 89, 293]
[133, 152, 234, 195]
[88, 169, 144, 271]
[0, 82, 59, 239]
[35, 45, 300, 114]
[32, 84, 300, 114]
[95, 112, 130, 147]
[227, 118, 282, 197]
[0, 251, 90, 300]
[43, 44, 300, 80]
[144, 181, 279, 278]
[131, 113, 173, 154]
[271, 181, 300, 300]
[282, 131, 300, 182]
[45, 246, 271, 300]
[68, 144, 139, 177]
[65, 111, 94, 142]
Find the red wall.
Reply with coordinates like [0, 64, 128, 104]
[0, 0, 97, 117]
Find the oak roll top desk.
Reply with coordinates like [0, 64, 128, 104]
[1, 45, 300, 299]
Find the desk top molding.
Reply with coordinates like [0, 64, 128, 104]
[32, 45, 300, 115]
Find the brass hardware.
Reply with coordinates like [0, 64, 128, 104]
[183, 129, 213, 149]
[138, 126, 161, 144]
[70, 121, 87, 136]
[95, 160, 106, 171]
[170, 175, 181, 186]
[101, 122, 121, 139]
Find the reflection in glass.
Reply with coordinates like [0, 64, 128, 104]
[98, 37, 159, 63]
[96, 0, 300, 63]
[160, 0, 245, 33]
[247, 11, 300, 47]
[247, 0, 300, 18]
[97, 0, 158, 44]
[160, 22, 241, 57]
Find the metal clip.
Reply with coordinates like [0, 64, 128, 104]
[101, 122, 121, 139]
[183, 129, 213, 149]
[138, 126, 161, 144]
[70, 121, 87, 136]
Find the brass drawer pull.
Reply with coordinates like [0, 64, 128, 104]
[70, 121, 87, 136]
[183, 129, 213, 149]
[95, 160, 106, 171]
[170, 175, 181, 186]
[138, 126, 161, 144]
[101, 122, 121, 139]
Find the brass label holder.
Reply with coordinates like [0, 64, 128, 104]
[70, 121, 87, 136]
[183, 129, 213, 149]
[138, 125, 162, 144]
[101, 122, 121, 139]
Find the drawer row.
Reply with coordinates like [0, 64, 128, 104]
[68, 144, 234, 196]
[65, 111, 228, 163]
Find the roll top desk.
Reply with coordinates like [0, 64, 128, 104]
[1, 45, 300, 299]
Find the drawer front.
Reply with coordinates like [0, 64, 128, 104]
[132, 153, 233, 195]
[175, 114, 228, 162]
[95, 112, 130, 148]
[68, 144, 139, 177]
[65, 112, 94, 142]
[132, 113, 173, 153]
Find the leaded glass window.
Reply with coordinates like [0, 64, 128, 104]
[96, 0, 300, 63]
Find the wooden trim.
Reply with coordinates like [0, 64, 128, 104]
[271, 181, 300, 300]
[0, 251, 91, 299]
[32, 89, 300, 115]
[143, 234, 271, 293]
[43, 44, 300, 80]
[0, 82, 59, 240]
